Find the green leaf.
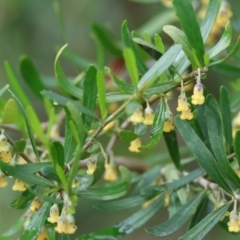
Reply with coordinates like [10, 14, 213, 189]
[207, 22, 232, 60]
[97, 70, 107, 120]
[2, 98, 19, 124]
[106, 67, 134, 93]
[179, 201, 232, 240]
[123, 48, 139, 89]
[163, 131, 181, 170]
[0, 84, 9, 98]
[234, 131, 240, 167]
[119, 130, 139, 143]
[20, 202, 51, 240]
[219, 86, 232, 153]
[92, 23, 122, 57]
[205, 95, 240, 188]
[12, 139, 27, 154]
[50, 141, 65, 169]
[77, 193, 165, 240]
[209, 36, 240, 66]
[19, 55, 45, 100]
[92, 152, 105, 185]
[154, 34, 165, 53]
[4, 61, 31, 107]
[10, 189, 35, 209]
[42, 90, 98, 119]
[0, 161, 54, 187]
[146, 192, 206, 236]
[145, 81, 179, 95]
[175, 115, 232, 194]
[200, 0, 221, 42]
[26, 106, 47, 145]
[172, 0, 204, 66]
[54, 44, 83, 98]
[137, 45, 182, 91]
[121, 21, 148, 74]
[140, 98, 165, 150]
[82, 65, 98, 133]
[212, 63, 240, 80]
[9, 90, 39, 159]
[105, 92, 132, 102]
[163, 25, 196, 67]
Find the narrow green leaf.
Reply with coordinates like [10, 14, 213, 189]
[146, 192, 206, 236]
[137, 45, 182, 91]
[105, 92, 132, 102]
[119, 130, 139, 143]
[219, 86, 232, 153]
[26, 106, 47, 145]
[123, 48, 139, 89]
[12, 139, 27, 154]
[50, 141, 65, 169]
[97, 70, 107, 120]
[19, 55, 45, 100]
[172, 0, 204, 66]
[179, 201, 232, 240]
[82, 65, 98, 133]
[0, 84, 9, 98]
[0, 162, 54, 187]
[121, 20, 148, 74]
[163, 25, 196, 67]
[2, 98, 18, 124]
[234, 131, 240, 167]
[163, 131, 181, 170]
[201, 0, 221, 42]
[10, 189, 35, 209]
[42, 90, 98, 119]
[4, 61, 31, 107]
[54, 44, 83, 98]
[145, 81, 179, 95]
[9, 90, 39, 159]
[154, 34, 165, 53]
[175, 115, 232, 194]
[212, 63, 240, 79]
[205, 95, 240, 188]
[207, 22, 232, 59]
[140, 99, 165, 150]
[20, 202, 51, 240]
[10, 162, 52, 174]
[92, 23, 122, 57]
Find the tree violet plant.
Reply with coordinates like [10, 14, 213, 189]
[1, 0, 240, 239]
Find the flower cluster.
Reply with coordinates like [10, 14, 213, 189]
[104, 160, 118, 181]
[228, 204, 240, 233]
[130, 105, 155, 126]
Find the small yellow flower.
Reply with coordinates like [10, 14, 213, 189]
[0, 130, 8, 152]
[103, 121, 116, 132]
[1, 147, 12, 163]
[65, 214, 77, 234]
[36, 228, 48, 240]
[55, 215, 67, 234]
[12, 179, 26, 191]
[228, 211, 240, 232]
[130, 108, 144, 123]
[86, 160, 96, 175]
[180, 107, 194, 120]
[104, 164, 118, 182]
[191, 82, 205, 105]
[161, 0, 173, 7]
[47, 204, 59, 223]
[176, 96, 189, 112]
[128, 138, 142, 153]
[163, 105, 174, 132]
[0, 170, 7, 188]
[30, 198, 42, 211]
[143, 106, 155, 125]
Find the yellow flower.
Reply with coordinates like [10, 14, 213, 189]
[55, 215, 67, 234]
[65, 214, 77, 234]
[161, 0, 172, 7]
[30, 198, 42, 211]
[0, 171, 7, 188]
[130, 108, 144, 123]
[1, 147, 12, 163]
[103, 121, 116, 132]
[163, 108, 174, 132]
[50, 124, 60, 139]
[12, 179, 26, 191]
[0, 130, 8, 152]
[143, 106, 154, 125]
[176, 96, 188, 112]
[36, 228, 48, 240]
[128, 138, 142, 153]
[191, 82, 205, 105]
[228, 211, 240, 232]
[47, 204, 59, 223]
[86, 160, 96, 175]
[180, 107, 194, 120]
[104, 164, 118, 182]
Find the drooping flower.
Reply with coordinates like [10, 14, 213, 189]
[130, 107, 144, 123]
[36, 228, 48, 240]
[180, 106, 194, 120]
[128, 138, 142, 153]
[12, 179, 26, 191]
[176, 86, 189, 112]
[191, 68, 205, 105]
[163, 101, 174, 132]
[30, 198, 42, 211]
[65, 214, 77, 234]
[0, 130, 8, 152]
[143, 106, 155, 125]
[1, 147, 12, 163]
[47, 204, 59, 223]
[0, 170, 7, 188]
[228, 210, 240, 232]
[86, 160, 96, 175]
[104, 163, 118, 182]
[55, 215, 67, 234]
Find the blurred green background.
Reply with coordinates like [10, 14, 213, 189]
[0, 0, 240, 239]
